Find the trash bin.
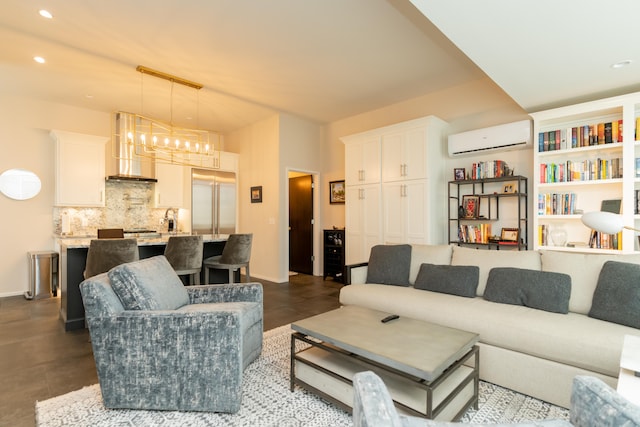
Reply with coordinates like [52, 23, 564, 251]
[26, 251, 59, 300]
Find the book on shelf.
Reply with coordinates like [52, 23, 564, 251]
[588, 230, 622, 250]
[458, 223, 491, 244]
[538, 192, 577, 215]
[538, 224, 548, 246]
[470, 160, 509, 180]
[539, 157, 622, 183]
[538, 119, 623, 152]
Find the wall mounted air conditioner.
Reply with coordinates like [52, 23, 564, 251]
[447, 120, 531, 157]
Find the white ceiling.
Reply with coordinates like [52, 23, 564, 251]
[410, 0, 640, 113]
[2, 1, 639, 134]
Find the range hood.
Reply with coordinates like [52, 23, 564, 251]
[107, 112, 157, 183]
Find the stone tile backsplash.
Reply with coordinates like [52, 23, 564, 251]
[53, 181, 181, 235]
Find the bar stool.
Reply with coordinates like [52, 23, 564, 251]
[164, 235, 204, 285]
[203, 234, 252, 284]
[83, 238, 139, 279]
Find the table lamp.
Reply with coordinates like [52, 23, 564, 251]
[581, 211, 640, 234]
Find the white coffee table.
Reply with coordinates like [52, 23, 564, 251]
[290, 305, 479, 421]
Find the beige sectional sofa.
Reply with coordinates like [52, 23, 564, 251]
[340, 244, 640, 408]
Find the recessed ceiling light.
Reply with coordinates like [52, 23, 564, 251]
[85, 94, 94, 99]
[611, 60, 632, 69]
[39, 9, 53, 19]
[34, 56, 45, 64]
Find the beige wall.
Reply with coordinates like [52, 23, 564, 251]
[1, 75, 529, 295]
[226, 115, 281, 282]
[0, 95, 109, 297]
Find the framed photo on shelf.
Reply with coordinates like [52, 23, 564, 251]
[461, 195, 480, 219]
[500, 227, 519, 242]
[454, 168, 466, 181]
[502, 182, 517, 193]
[329, 180, 345, 204]
[250, 186, 262, 203]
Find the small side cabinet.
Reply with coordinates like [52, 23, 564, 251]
[323, 229, 345, 282]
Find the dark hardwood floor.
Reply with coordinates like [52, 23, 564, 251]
[0, 274, 343, 427]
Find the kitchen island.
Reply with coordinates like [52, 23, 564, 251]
[55, 234, 230, 331]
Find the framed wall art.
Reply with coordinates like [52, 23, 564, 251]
[461, 195, 480, 219]
[329, 180, 345, 204]
[250, 186, 262, 203]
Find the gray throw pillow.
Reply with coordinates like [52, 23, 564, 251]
[414, 263, 479, 298]
[484, 267, 571, 314]
[366, 244, 412, 286]
[589, 261, 640, 328]
[109, 255, 190, 311]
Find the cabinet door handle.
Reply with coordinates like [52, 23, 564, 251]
[404, 164, 408, 177]
[361, 170, 365, 181]
[359, 188, 364, 199]
[400, 164, 404, 176]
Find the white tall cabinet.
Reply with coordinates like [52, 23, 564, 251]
[51, 130, 108, 207]
[342, 116, 449, 264]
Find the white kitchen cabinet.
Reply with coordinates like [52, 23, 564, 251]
[218, 151, 238, 172]
[51, 130, 107, 207]
[342, 115, 448, 262]
[155, 162, 185, 208]
[345, 184, 382, 264]
[344, 135, 381, 186]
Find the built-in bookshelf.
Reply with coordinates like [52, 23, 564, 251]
[531, 91, 640, 253]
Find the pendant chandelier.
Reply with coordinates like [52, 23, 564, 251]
[112, 65, 220, 168]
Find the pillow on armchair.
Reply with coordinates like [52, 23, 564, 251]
[108, 255, 190, 310]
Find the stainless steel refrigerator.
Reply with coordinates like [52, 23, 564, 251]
[191, 168, 236, 235]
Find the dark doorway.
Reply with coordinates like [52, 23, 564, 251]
[289, 175, 313, 274]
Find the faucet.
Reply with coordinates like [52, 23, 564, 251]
[164, 208, 178, 234]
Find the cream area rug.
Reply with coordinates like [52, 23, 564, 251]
[36, 325, 569, 426]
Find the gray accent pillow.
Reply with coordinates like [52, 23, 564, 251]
[484, 267, 571, 314]
[366, 244, 412, 286]
[108, 255, 190, 311]
[589, 261, 640, 328]
[414, 263, 479, 298]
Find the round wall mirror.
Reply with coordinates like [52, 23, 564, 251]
[0, 169, 42, 200]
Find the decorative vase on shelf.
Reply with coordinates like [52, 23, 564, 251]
[549, 228, 567, 247]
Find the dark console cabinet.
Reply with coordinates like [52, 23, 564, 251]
[323, 229, 345, 282]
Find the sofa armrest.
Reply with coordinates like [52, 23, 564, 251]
[570, 375, 640, 426]
[186, 282, 263, 305]
[345, 263, 369, 285]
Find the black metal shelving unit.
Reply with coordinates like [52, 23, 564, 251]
[448, 175, 528, 250]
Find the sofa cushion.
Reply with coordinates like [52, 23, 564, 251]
[451, 245, 542, 296]
[589, 261, 640, 328]
[484, 267, 571, 314]
[108, 255, 190, 311]
[541, 251, 640, 315]
[366, 244, 412, 286]
[414, 263, 479, 298]
[408, 244, 453, 285]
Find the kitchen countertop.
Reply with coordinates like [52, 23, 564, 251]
[55, 233, 228, 249]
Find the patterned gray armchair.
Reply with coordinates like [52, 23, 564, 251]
[352, 371, 640, 427]
[80, 255, 263, 413]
